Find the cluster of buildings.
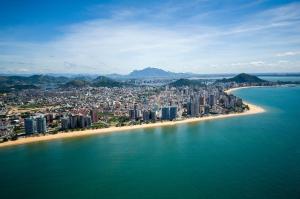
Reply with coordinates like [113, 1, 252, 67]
[161, 106, 177, 120]
[185, 91, 242, 116]
[24, 116, 47, 134]
[61, 114, 92, 130]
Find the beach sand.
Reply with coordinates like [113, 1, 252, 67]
[0, 102, 265, 148]
[225, 86, 264, 94]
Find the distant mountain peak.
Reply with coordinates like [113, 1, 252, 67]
[129, 67, 172, 78]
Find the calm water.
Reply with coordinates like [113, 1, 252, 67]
[259, 76, 300, 82]
[1, 86, 300, 199]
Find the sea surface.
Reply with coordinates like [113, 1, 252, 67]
[0, 86, 300, 199]
[258, 76, 300, 82]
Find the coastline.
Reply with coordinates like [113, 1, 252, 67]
[225, 86, 265, 94]
[0, 102, 265, 148]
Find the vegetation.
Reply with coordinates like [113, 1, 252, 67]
[169, 79, 205, 87]
[91, 122, 109, 129]
[19, 103, 44, 109]
[60, 79, 91, 88]
[217, 73, 267, 83]
[92, 76, 124, 87]
[0, 84, 39, 93]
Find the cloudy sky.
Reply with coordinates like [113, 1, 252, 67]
[0, 0, 300, 74]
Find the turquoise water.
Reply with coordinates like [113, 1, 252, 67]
[258, 76, 300, 82]
[0, 86, 300, 199]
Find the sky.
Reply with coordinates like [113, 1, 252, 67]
[0, 0, 300, 75]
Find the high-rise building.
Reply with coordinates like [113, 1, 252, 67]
[62, 115, 92, 129]
[209, 94, 216, 107]
[194, 99, 200, 116]
[36, 116, 47, 133]
[90, 109, 99, 123]
[187, 95, 200, 117]
[24, 118, 37, 134]
[161, 107, 170, 120]
[45, 114, 54, 124]
[84, 116, 92, 127]
[187, 101, 193, 116]
[149, 111, 156, 121]
[200, 96, 206, 106]
[61, 117, 69, 130]
[129, 109, 136, 120]
[169, 106, 177, 120]
[78, 115, 85, 128]
[142, 110, 150, 122]
[70, 115, 78, 129]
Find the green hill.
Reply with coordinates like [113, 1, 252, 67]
[92, 76, 124, 87]
[0, 84, 39, 93]
[217, 73, 267, 83]
[169, 79, 205, 87]
[0, 75, 69, 85]
[60, 80, 91, 88]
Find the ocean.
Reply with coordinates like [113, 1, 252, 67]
[0, 86, 300, 199]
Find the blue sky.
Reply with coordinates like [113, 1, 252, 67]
[0, 0, 300, 74]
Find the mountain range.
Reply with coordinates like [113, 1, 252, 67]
[106, 67, 195, 79]
[2, 67, 297, 92]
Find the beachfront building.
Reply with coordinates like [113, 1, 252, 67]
[142, 110, 150, 122]
[187, 96, 200, 117]
[24, 118, 37, 134]
[149, 111, 156, 121]
[36, 116, 47, 133]
[169, 106, 177, 120]
[161, 107, 170, 120]
[209, 94, 216, 107]
[129, 109, 136, 121]
[60, 115, 92, 130]
[90, 109, 99, 123]
[61, 117, 69, 130]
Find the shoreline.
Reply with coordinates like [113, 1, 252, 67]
[0, 102, 265, 148]
[225, 86, 266, 94]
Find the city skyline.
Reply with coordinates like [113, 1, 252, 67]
[1, 0, 300, 74]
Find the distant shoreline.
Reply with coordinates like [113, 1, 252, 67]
[225, 86, 266, 94]
[0, 101, 265, 148]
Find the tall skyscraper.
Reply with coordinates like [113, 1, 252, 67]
[149, 111, 156, 121]
[209, 94, 216, 107]
[187, 101, 193, 116]
[194, 98, 200, 116]
[36, 116, 47, 133]
[187, 95, 200, 117]
[169, 106, 177, 120]
[70, 115, 78, 129]
[142, 110, 150, 122]
[200, 96, 206, 106]
[161, 107, 170, 120]
[24, 118, 37, 134]
[61, 117, 69, 130]
[129, 109, 136, 120]
[84, 116, 92, 127]
[90, 109, 99, 123]
[78, 115, 85, 128]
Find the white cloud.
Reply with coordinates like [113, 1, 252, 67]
[276, 51, 300, 57]
[249, 61, 265, 66]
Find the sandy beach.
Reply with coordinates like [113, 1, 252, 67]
[225, 86, 265, 94]
[0, 101, 265, 148]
